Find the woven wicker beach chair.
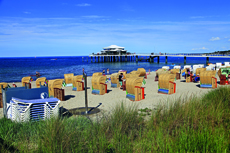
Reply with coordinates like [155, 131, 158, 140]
[199, 71, 217, 88]
[64, 73, 74, 84]
[36, 77, 47, 88]
[126, 77, 145, 101]
[91, 76, 107, 95]
[21, 76, 32, 87]
[158, 74, 176, 94]
[73, 75, 84, 91]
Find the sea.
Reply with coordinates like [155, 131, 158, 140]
[0, 56, 229, 83]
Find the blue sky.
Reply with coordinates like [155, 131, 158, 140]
[0, 0, 230, 57]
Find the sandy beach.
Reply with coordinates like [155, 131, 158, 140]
[0, 71, 220, 119]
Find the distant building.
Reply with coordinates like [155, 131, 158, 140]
[101, 45, 128, 55]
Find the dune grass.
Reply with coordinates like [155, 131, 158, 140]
[0, 87, 230, 152]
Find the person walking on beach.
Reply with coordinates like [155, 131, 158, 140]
[107, 68, 109, 74]
[102, 70, 106, 76]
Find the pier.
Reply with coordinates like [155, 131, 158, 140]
[85, 53, 230, 65]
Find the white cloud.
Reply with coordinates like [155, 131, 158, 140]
[228, 39, 230, 41]
[192, 47, 209, 50]
[81, 15, 104, 19]
[190, 16, 205, 19]
[76, 3, 91, 7]
[23, 12, 31, 14]
[209, 37, 220, 41]
[190, 15, 219, 19]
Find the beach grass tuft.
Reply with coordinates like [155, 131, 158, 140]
[0, 87, 230, 152]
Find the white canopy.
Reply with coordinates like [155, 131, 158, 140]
[103, 45, 124, 49]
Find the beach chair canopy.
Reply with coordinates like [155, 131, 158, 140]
[170, 69, 180, 74]
[73, 75, 83, 87]
[36, 77, 46, 88]
[196, 68, 206, 76]
[111, 73, 119, 84]
[224, 62, 230, 66]
[126, 77, 144, 95]
[173, 65, 181, 69]
[0, 82, 8, 93]
[216, 63, 222, 68]
[162, 66, 170, 70]
[137, 68, 146, 77]
[48, 79, 63, 97]
[200, 71, 216, 84]
[156, 69, 170, 77]
[91, 76, 106, 89]
[92, 72, 102, 77]
[21, 76, 31, 86]
[64, 73, 74, 84]
[158, 74, 175, 89]
[130, 70, 139, 75]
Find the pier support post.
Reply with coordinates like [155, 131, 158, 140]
[91, 56, 92, 63]
[98, 56, 100, 62]
[165, 56, 168, 64]
[184, 56, 186, 64]
[149, 56, 152, 63]
[125, 55, 127, 62]
[206, 57, 209, 65]
[157, 56, 159, 63]
[120, 56, 122, 62]
[113, 56, 115, 62]
[136, 55, 138, 62]
[95, 56, 97, 62]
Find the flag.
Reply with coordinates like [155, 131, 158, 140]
[142, 79, 146, 85]
[126, 90, 128, 95]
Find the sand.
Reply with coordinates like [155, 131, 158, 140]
[0, 72, 219, 119]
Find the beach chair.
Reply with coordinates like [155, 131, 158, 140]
[217, 67, 230, 85]
[199, 71, 217, 88]
[91, 76, 107, 95]
[137, 68, 147, 79]
[158, 74, 176, 94]
[170, 69, 180, 80]
[111, 73, 120, 88]
[155, 69, 170, 81]
[36, 77, 47, 88]
[0, 82, 8, 108]
[64, 73, 74, 86]
[173, 65, 181, 69]
[21, 76, 32, 88]
[48, 79, 64, 100]
[73, 75, 84, 91]
[126, 77, 145, 101]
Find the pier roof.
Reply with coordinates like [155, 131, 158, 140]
[103, 45, 124, 49]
